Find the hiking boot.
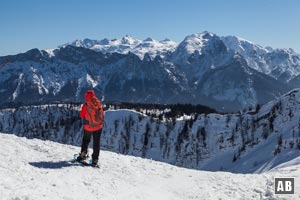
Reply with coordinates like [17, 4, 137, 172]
[76, 152, 89, 162]
[91, 159, 99, 167]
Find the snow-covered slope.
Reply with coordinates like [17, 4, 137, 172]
[0, 47, 189, 108]
[172, 31, 229, 65]
[1, 89, 300, 173]
[61, 35, 177, 59]
[221, 35, 271, 73]
[221, 35, 300, 82]
[1, 132, 299, 200]
[169, 32, 290, 110]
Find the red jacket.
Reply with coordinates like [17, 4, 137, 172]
[80, 90, 104, 131]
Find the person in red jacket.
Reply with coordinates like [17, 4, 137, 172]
[77, 90, 104, 167]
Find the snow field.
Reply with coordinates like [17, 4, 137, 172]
[1, 133, 300, 200]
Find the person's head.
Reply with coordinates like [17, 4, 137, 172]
[85, 90, 95, 102]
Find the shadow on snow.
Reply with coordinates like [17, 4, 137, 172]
[29, 160, 81, 169]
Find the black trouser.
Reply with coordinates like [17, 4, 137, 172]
[80, 129, 102, 161]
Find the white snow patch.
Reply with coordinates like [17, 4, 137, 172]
[86, 74, 98, 88]
[44, 49, 56, 57]
[12, 73, 24, 100]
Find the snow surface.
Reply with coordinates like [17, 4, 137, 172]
[1, 133, 300, 200]
[44, 49, 57, 57]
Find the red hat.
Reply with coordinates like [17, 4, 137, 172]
[85, 90, 95, 102]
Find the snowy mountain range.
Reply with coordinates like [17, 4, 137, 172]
[60, 35, 177, 59]
[1, 89, 300, 173]
[2, 132, 300, 199]
[63, 31, 300, 83]
[1, 31, 300, 111]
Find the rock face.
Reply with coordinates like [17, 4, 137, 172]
[1, 31, 300, 111]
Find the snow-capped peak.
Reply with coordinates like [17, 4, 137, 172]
[161, 38, 171, 42]
[181, 31, 219, 52]
[99, 38, 110, 45]
[61, 35, 177, 59]
[172, 31, 223, 64]
[181, 33, 211, 54]
[221, 35, 268, 54]
[120, 35, 140, 45]
[60, 38, 99, 49]
[221, 35, 300, 80]
[143, 37, 155, 42]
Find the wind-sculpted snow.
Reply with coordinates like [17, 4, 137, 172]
[1, 132, 300, 199]
[1, 89, 300, 173]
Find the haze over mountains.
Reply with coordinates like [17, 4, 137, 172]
[1, 31, 300, 111]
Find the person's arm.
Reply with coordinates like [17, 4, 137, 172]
[80, 104, 87, 119]
[98, 101, 104, 122]
[100, 104, 104, 121]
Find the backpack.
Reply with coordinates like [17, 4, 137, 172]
[86, 96, 103, 127]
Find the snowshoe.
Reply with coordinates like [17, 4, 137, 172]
[73, 154, 99, 168]
[90, 159, 99, 168]
[76, 152, 89, 162]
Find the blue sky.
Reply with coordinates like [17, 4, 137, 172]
[0, 0, 299, 55]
